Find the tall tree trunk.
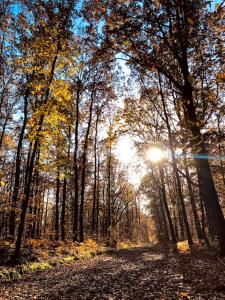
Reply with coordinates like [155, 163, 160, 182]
[154, 204, 164, 241]
[102, 181, 107, 237]
[9, 89, 29, 238]
[61, 125, 71, 241]
[36, 193, 42, 239]
[197, 167, 209, 244]
[183, 152, 203, 240]
[96, 155, 100, 238]
[91, 110, 99, 236]
[173, 211, 179, 239]
[55, 169, 60, 241]
[172, 156, 193, 245]
[61, 177, 66, 241]
[43, 189, 50, 238]
[175, 24, 225, 253]
[159, 168, 176, 242]
[11, 137, 40, 262]
[79, 92, 94, 242]
[31, 151, 40, 239]
[73, 87, 80, 242]
[11, 49, 59, 262]
[183, 75, 225, 254]
[158, 188, 169, 241]
[106, 137, 112, 238]
[217, 114, 225, 186]
[159, 76, 192, 245]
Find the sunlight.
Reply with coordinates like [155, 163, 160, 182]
[175, 148, 183, 156]
[146, 147, 164, 163]
[129, 165, 147, 186]
[114, 135, 147, 186]
[115, 135, 136, 165]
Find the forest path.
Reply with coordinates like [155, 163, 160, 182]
[1, 246, 225, 299]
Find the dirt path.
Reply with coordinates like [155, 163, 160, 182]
[1, 246, 225, 299]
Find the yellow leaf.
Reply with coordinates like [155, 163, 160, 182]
[179, 291, 189, 297]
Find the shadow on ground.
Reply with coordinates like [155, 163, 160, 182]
[1, 245, 225, 299]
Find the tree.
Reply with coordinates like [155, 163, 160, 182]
[97, 0, 225, 255]
[11, 0, 75, 262]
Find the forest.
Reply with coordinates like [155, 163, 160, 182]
[0, 0, 225, 299]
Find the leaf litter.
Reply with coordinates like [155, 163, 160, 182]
[0, 245, 225, 299]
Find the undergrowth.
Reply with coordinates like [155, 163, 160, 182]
[0, 239, 144, 282]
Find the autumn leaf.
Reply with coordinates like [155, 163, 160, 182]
[179, 291, 189, 297]
[187, 18, 195, 25]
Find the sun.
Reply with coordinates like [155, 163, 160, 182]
[146, 147, 164, 163]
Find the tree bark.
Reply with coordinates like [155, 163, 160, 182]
[55, 169, 60, 241]
[11, 49, 59, 262]
[159, 76, 192, 245]
[106, 138, 112, 238]
[159, 168, 176, 242]
[217, 114, 225, 186]
[158, 188, 169, 241]
[182, 76, 225, 254]
[73, 87, 80, 242]
[96, 155, 100, 237]
[183, 153, 203, 240]
[61, 177, 66, 241]
[91, 110, 99, 236]
[11, 137, 40, 262]
[79, 91, 94, 242]
[9, 89, 29, 238]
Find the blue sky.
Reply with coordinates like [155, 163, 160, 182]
[11, 0, 224, 16]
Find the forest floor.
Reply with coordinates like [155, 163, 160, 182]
[0, 245, 225, 300]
